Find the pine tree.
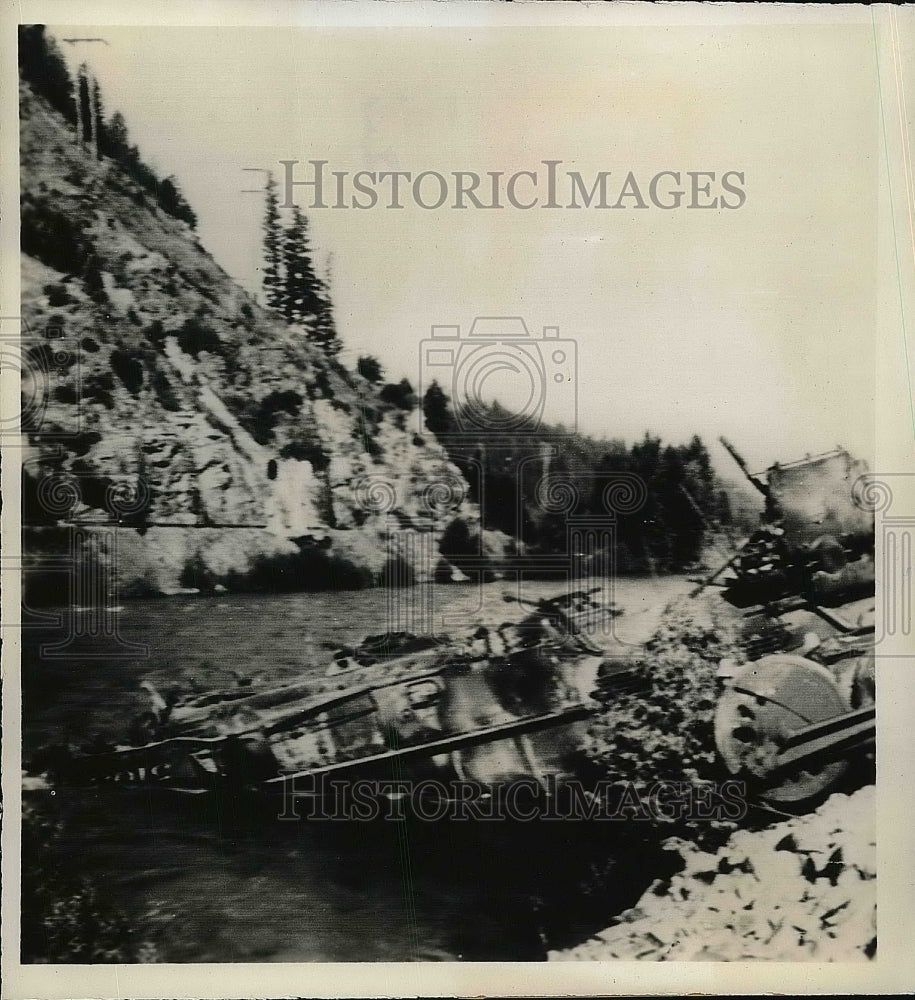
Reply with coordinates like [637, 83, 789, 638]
[262, 172, 284, 312]
[312, 300, 342, 356]
[91, 78, 105, 159]
[718, 488, 733, 526]
[422, 381, 454, 437]
[357, 355, 384, 383]
[311, 254, 341, 355]
[18, 26, 75, 125]
[159, 176, 197, 229]
[76, 63, 91, 145]
[102, 110, 129, 160]
[281, 205, 323, 325]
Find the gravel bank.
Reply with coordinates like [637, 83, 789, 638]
[550, 784, 875, 961]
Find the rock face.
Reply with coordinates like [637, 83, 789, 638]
[550, 785, 876, 962]
[19, 82, 488, 595]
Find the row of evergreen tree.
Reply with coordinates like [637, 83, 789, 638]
[19, 24, 732, 571]
[422, 381, 734, 572]
[261, 174, 340, 355]
[19, 26, 340, 355]
[18, 25, 196, 228]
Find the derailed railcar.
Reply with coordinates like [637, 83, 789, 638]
[710, 444, 876, 812]
[715, 442, 875, 609]
[37, 593, 611, 801]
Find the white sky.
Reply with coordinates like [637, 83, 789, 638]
[49, 23, 878, 472]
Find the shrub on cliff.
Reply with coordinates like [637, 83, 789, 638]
[152, 369, 180, 411]
[241, 390, 305, 445]
[380, 554, 416, 588]
[357, 355, 384, 383]
[279, 437, 330, 471]
[21, 197, 88, 274]
[225, 546, 373, 593]
[438, 516, 505, 580]
[83, 371, 116, 409]
[110, 346, 145, 394]
[179, 553, 217, 592]
[144, 320, 167, 348]
[262, 389, 303, 416]
[44, 282, 76, 307]
[176, 318, 222, 358]
[379, 378, 417, 411]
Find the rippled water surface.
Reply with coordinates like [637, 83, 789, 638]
[22, 578, 690, 962]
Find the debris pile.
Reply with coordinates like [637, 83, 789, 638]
[585, 603, 739, 819]
[550, 785, 876, 962]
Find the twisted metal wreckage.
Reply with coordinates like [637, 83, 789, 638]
[28, 445, 876, 815]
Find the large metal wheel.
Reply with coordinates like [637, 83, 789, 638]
[715, 654, 850, 807]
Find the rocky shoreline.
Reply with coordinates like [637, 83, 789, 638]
[551, 785, 876, 962]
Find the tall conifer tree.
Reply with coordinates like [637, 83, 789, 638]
[312, 254, 341, 356]
[103, 110, 129, 160]
[262, 172, 284, 312]
[76, 63, 92, 145]
[282, 205, 322, 325]
[91, 77, 104, 159]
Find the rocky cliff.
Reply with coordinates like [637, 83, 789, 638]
[19, 81, 488, 597]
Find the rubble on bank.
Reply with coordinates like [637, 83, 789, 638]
[584, 600, 740, 839]
[550, 784, 875, 962]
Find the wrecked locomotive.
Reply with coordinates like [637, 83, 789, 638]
[27, 447, 877, 817]
[34, 591, 620, 800]
[708, 443, 876, 810]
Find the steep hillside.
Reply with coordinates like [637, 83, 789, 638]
[19, 81, 484, 596]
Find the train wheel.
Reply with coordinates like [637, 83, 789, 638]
[715, 654, 850, 809]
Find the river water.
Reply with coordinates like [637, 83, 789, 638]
[22, 577, 691, 962]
